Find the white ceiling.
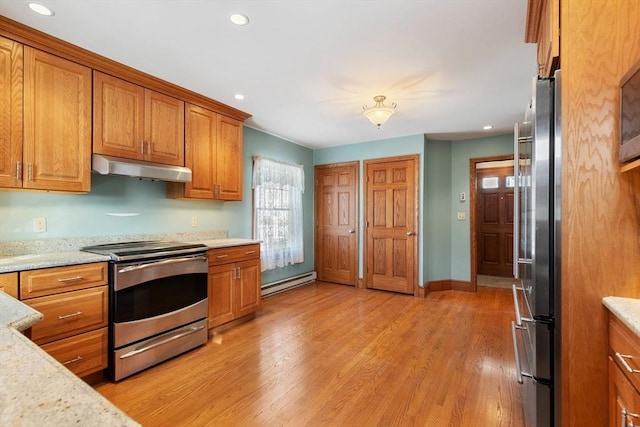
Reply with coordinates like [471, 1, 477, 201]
[0, 0, 538, 149]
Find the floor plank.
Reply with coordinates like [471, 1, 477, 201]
[94, 282, 524, 426]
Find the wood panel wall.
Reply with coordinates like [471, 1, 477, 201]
[561, 1, 640, 425]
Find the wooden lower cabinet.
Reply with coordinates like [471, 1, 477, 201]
[208, 245, 261, 329]
[41, 327, 108, 378]
[609, 314, 640, 426]
[0, 272, 19, 298]
[19, 262, 109, 379]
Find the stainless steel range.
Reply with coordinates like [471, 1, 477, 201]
[82, 241, 209, 381]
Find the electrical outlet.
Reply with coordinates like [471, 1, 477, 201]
[456, 212, 466, 221]
[191, 216, 198, 227]
[33, 217, 47, 232]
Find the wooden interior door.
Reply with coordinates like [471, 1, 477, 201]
[476, 166, 514, 277]
[314, 162, 359, 286]
[364, 155, 418, 294]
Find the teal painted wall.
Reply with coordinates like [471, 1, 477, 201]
[450, 133, 513, 281]
[0, 126, 315, 286]
[314, 134, 426, 285]
[424, 139, 452, 282]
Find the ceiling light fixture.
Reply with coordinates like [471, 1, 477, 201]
[234, 94, 245, 100]
[229, 13, 249, 26]
[483, 125, 493, 130]
[28, 2, 54, 16]
[362, 95, 397, 128]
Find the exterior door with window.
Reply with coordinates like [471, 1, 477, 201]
[315, 162, 359, 286]
[364, 155, 419, 295]
[476, 166, 514, 277]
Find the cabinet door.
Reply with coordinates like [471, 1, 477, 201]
[0, 36, 23, 189]
[235, 259, 261, 318]
[609, 357, 640, 427]
[184, 103, 217, 198]
[216, 115, 243, 200]
[23, 47, 91, 192]
[208, 264, 235, 328]
[93, 71, 145, 160]
[144, 89, 184, 166]
[0, 272, 19, 298]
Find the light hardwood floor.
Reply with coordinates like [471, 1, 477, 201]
[94, 282, 524, 426]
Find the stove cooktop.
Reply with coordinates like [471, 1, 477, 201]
[81, 240, 208, 261]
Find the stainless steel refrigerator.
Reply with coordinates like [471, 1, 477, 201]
[511, 69, 561, 427]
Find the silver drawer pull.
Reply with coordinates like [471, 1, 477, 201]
[616, 352, 640, 374]
[57, 276, 84, 283]
[58, 311, 82, 320]
[62, 355, 83, 366]
[216, 254, 229, 258]
[245, 250, 256, 254]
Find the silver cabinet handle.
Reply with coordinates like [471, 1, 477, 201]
[348, 229, 355, 234]
[120, 324, 204, 359]
[216, 254, 229, 259]
[58, 311, 82, 320]
[57, 276, 84, 283]
[16, 161, 21, 180]
[140, 141, 145, 155]
[616, 352, 640, 374]
[245, 250, 256, 254]
[28, 163, 33, 181]
[63, 355, 83, 366]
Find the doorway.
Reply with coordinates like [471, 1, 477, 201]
[470, 155, 514, 291]
[314, 162, 359, 286]
[364, 154, 419, 295]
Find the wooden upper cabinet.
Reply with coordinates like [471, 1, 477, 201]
[0, 36, 23, 189]
[93, 71, 184, 166]
[217, 115, 243, 201]
[23, 47, 91, 192]
[167, 105, 242, 201]
[525, 0, 560, 78]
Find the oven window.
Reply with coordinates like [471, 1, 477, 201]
[113, 273, 207, 323]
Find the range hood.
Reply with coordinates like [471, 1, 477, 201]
[92, 154, 192, 183]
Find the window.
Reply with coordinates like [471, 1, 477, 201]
[252, 157, 305, 272]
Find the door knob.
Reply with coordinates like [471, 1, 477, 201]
[348, 229, 355, 234]
[406, 231, 414, 236]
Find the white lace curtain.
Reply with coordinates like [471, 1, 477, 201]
[252, 157, 305, 272]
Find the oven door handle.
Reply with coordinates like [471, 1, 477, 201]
[119, 324, 205, 359]
[118, 255, 208, 273]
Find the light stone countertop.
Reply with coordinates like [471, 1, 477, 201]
[0, 251, 110, 274]
[0, 292, 139, 427]
[194, 238, 261, 248]
[603, 296, 640, 337]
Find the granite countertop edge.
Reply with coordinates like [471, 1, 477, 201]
[603, 296, 640, 337]
[0, 237, 260, 273]
[0, 293, 139, 426]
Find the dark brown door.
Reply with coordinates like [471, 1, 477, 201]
[314, 162, 359, 286]
[476, 166, 514, 277]
[364, 155, 418, 294]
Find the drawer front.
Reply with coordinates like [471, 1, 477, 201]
[20, 262, 108, 299]
[26, 285, 108, 345]
[41, 327, 108, 378]
[208, 244, 260, 266]
[610, 315, 640, 393]
[0, 272, 19, 298]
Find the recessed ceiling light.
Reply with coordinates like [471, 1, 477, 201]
[229, 13, 249, 26]
[234, 94, 245, 100]
[28, 3, 54, 16]
[483, 125, 493, 130]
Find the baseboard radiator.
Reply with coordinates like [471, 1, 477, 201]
[261, 271, 317, 298]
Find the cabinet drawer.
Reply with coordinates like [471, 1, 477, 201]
[20, 262, 108, 299]
[208, 244, 260, 266]
[41, 327, 108, 378]
[610, 315, 640, 393]
[26, 285, 108, 345]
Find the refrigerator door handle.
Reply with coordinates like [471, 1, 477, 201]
[512, 284, 534, 326]
[511, 320, 533, 384]
[513, 122, 520, 279]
